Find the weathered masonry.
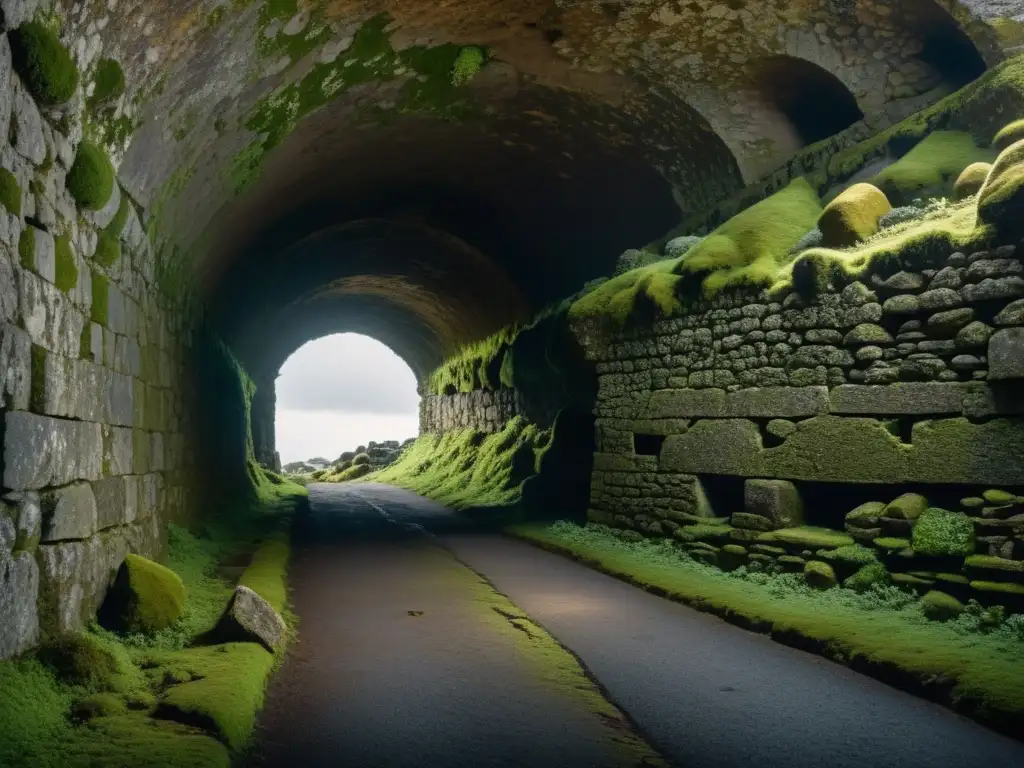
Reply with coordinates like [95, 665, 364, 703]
[3, 0, 1024, 661]
[576, 239, 1024, 604]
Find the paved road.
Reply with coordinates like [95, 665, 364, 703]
[249, 483, 1024, 768]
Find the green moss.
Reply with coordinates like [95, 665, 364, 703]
[0, 167, 22, 215]
[54, 233, 77, 294]
[673, 524, 734, 542]
[66, 142, 114, 211]
[992, 118, 1024, 151]
[875, 537, 912, 551]
[873, 131, 994, 205]
[912, 508, 975, 557]
[91, 271, 109, 325]
[965, 555, 1024, 575]
[328, 462, 371, 482]
[37, 634, 120, 691]
[19, 227, 35, 271]
[238, 532, 291, 614]
[844, 563, 890, 593]
[451, 46, 485, 86]
[72, 692, 128, 720]
[232, 14, 483, 196]
[977, 138, 1024, 236]
[508, 522, 1024, 734]
[804, 560, 837, 589]
[371, 417, 548, 512]
[982, 489, 1016, 505]
[9, 21, 79, 105]
[884, 493, 929, 521]
[30, 343, 46, 411]
[953, 162, 992, 201]
[93, 229, 122, 267]
[351, 452, 370, 466]
[760, 526, 855, 549]
[816, 544, 879, 565]
[676, 177, 822, 296]
[817, 183, 892, 247]
[88, 58, 125, 109]
[921, 590, 966, 621]
[109, 555, 187, 633]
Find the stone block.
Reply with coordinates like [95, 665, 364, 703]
[0, 322, 30, 410]
[103, 425, 133, 476]
[910, 418, 1024, 485]
[123, 475, 139, 524]
[660, 420, 764, 475]
[17, 268, 85, 358]
[2, 412, 103, 490]
[744, 479, 804, 528]
[93, 477, 128, 531]
[0, 258, 17, 325]
[37, 531, 128, 635]
[0, 543, 39, 660]
[764, 416, 910, 483]
[593, 453, 659, 472]
[989, 328, 1024, 380]
[40, 483, 98, 543]
[828, 383, 967, 415]
[724, 386, 829, 418]
[644, 388, 725, 418]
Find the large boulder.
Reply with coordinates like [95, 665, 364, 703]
[219, 585, 286, 653]
[952, 162, 991, 201]
[818, 183, 892, 247]
[101, 554, 185, 633]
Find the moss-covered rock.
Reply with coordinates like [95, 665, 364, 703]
[18, 227, 34, 270]
[982, 489, 1016, 505]
[804, 560, 837, 589]
[816, 544, 878, 566]
[843, 562, 889, 593]
[964, 554, 1024, 582]
[0, 168, 21, 216]
[874, 536, 912, 551]
[102, 554, 186, 633]
[451, 46, 485, 86]
[977, 139, 1024, 237]
[8, 21, 79, 105]
[37, 634, 119, 690]
[72, 692, 128, 721]
[952, 162, 992, 201]
[761, 526, 854, 549]
[67, 142, 115, 211]
[883, 493, 928, 521]
[911, 508, 975, 557]
[845, 501, 886, 528]
[920, 590, 965, 621]
[992, 118, 1024, 151]
[873, 131, 993, 205]
[351, 452, 370, 466]
[818, 183, 891, 247]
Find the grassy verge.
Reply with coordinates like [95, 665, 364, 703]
[506, 521, 1024, 739]
[0, 479, 307, 768]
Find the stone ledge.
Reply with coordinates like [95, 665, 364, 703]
[2, 412, 103, 491]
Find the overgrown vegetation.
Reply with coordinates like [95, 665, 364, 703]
[54, 233, 77, 293]
[67, 142, 115, 211]
[88, 58, 125, 109]
[0, 167, 22, 215]
[0, 478, 306, 768]
[509, 522, 1024, 734]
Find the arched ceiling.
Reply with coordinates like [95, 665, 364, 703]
[53, 0, 1007, 378]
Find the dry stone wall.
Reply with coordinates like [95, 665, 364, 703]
[419, 389, 522, 435]
[0, 28, 194, 659]
[575, 238, 1024, 607]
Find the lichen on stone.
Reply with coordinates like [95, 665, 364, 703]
[93, 230, 121, 268]
[54, 233, 77, 294]
[18, 228, 35, 271]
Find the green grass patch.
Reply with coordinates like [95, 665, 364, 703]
[369, 417, 548, 512]
[0, 480, 306, 766]
[873, 131, 995, 205]
[507, 522, 1024, 735]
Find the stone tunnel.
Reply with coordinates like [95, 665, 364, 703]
[3, 0, 1024, 764]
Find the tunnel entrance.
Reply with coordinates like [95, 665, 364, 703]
[274, 334, 420, 473]
[750, 56, 865, 146]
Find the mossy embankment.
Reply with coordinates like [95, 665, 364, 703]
[0, 477, 307, 768]
[507, 522, 1024, 739]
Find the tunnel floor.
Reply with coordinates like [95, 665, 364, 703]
[246, 484, 1024, 768]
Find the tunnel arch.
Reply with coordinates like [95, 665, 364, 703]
[747, 56, 866, 147]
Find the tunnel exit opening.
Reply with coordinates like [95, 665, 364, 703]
[272, 333, 421, 474]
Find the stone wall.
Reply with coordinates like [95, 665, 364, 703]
[419, 389, 522, 435]
[575, 239, 1024, 605]
[0, 31, 194, 659]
